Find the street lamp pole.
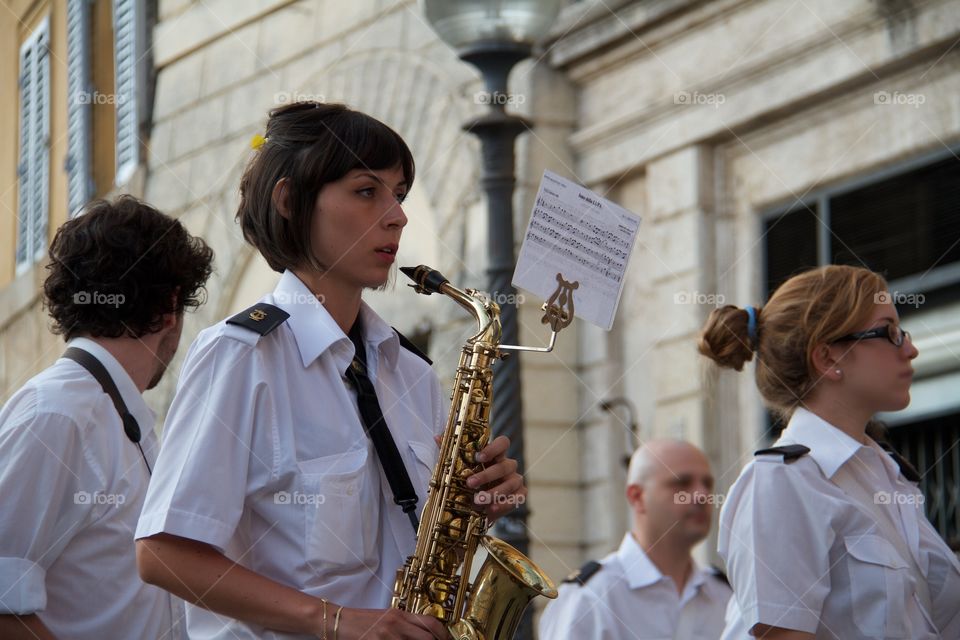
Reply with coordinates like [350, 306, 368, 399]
[460, 40, 532, 559]
[421, 4, 562, 638]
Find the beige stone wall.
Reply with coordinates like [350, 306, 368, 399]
[0, 266, 62, 402]
[547, 0, 960, 571]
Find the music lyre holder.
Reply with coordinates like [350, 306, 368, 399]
[499, 272, 578, 354]
[400, 265, 578, 356]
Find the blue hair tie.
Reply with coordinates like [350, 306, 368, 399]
[745, 306, 758, 346]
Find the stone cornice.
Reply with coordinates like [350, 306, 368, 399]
[554, 0, 959, 183]
[545, 0, 729, 73]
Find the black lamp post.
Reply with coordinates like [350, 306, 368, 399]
[421, 2, 562, 638]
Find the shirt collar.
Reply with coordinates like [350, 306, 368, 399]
[776, 407, 869, 479]
[686, 565, 708, 591]
[617, 533, 663, 589]
[357, 302, 401, 370]
[617, 533, 710, 596]
[65, 337, 156, 430]
[270, 270, 400, 372]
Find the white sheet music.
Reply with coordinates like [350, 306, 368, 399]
[513, 170, 641, 331]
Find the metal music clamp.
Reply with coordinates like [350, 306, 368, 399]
[500, 272, 579, 354]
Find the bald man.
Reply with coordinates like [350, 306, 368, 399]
[538, 439, 732, 640]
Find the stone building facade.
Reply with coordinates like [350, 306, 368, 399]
[2, 0, 958, 632]
[547, 0, 960, 565]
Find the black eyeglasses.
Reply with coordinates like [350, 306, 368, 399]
[833, 324, 910, 347]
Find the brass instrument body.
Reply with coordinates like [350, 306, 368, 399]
[393, 266, 557, 640]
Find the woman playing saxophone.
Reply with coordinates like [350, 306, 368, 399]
[134, 102, 526, 640]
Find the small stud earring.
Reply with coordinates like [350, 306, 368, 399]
[835, 369, 842, 376]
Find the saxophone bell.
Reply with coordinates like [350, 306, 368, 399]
[449, 537, 558, 640]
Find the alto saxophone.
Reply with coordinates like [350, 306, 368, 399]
[393, 265, 557, 640]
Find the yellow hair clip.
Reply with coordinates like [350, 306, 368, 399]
[250, 133, 267, 150]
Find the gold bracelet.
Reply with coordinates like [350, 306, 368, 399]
[321, 598, 328, 640]
[334, 605, 343, 640]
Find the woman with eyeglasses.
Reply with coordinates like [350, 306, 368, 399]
[698, 265, 960, 639]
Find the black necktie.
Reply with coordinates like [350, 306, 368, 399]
[344, 323, 420, 532]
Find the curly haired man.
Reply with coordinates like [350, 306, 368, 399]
[0, 196, 214, 639]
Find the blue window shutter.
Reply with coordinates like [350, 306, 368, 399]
[16, 18, 50, 273]
[113, 0, 140, 185]
[66, 0, 94, 216]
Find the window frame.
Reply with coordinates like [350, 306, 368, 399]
[759, 144, 960, 298]
[15, 16, 52, 274]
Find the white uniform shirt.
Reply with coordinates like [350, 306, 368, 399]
[538, 533, 732, 640]
[719, 407, 960, 639]
[136, 270, 445, 639]
[0, 338, 182, 639]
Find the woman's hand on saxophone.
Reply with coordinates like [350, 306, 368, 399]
[466, 435, 528, 521]
[333, 608, 449, 639]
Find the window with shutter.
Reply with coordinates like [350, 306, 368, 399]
[830, 156, 960, 296]
[113, 0, 140, 186]
[67, 0, 94, 216]
[886, 411, 960, 551]
[762, 202, 819, 298]
[761, 150, 960, 311]
[16, 18, 51, 274]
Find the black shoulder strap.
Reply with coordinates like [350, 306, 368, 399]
[754, 444, 811, 462]
[226, 303, 289, 336]
[62, 347, 151, 474]
[563, 560, 602, 586]
[345, 320, 420, 533]
[877, 441, 922, 483]
[393, 328, 432, 365]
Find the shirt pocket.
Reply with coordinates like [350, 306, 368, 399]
[299, 448, 376, 570]
[843, 534, 911, 638]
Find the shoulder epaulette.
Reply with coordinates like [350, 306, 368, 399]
[226, 304, 289, 337]
[877, 441, 922, 483]
[754, 444, 810, 462]
[394, 328, 432, 365]
[709, 565, 730, 587]
[563, 560, 602, 587]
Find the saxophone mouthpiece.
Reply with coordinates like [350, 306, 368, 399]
[401, 265, 449, 295]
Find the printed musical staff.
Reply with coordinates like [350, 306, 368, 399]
[513, 170, 642, 331]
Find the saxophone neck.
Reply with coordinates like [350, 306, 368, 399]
[401, 265, 501, 345]
[453, 289, 501, 347]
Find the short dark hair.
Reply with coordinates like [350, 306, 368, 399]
[237, 102, 415, 272]
[43, 196, 215, 340]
